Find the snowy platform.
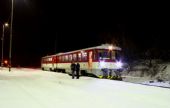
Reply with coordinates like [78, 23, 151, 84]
[0, 68, 170, 108]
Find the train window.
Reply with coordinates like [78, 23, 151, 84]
[69, 55, 72, 61]
[59, 56, 61, 62]
[98, 50, 111, 60]
[62, 56, 65, 62]
[82, 52, 87, 61]
[48, 58, 52, 61]
[65, 55, 68, 62]
[78, 53, 81, 61]
[111, 50, 116, 60]
[73, 54, 77, 61]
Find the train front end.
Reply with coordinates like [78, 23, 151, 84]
[94, 44, 124, 79]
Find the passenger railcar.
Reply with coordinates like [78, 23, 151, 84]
[41, 44, 123, 78]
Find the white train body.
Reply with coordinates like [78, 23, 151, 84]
[41, 44, 123, 78]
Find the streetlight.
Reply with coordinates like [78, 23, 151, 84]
[1, 23, 9, 67]
[9, 0, 13, 71]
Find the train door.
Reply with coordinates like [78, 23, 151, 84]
[54, 56, 58, 71]
[88, 51, 93, 71]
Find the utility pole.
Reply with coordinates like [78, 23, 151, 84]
[1, 25, 5, 67]
[9, 0, 13, 71]
[1, 23, 9, 67]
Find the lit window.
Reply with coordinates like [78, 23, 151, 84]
[59, 56, 61, 62]
[82, 52, 87, 61]
[78, 53, 81, 61]
[69, 55, 72, 61]
[98, 50, 111, 60]
[65, 55, 68, 62]
[73, 54, 77, 61]
[62, 56, 65, 62]
[111, 51, 116, 60]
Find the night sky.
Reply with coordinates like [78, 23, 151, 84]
[0, 0, 169, 67]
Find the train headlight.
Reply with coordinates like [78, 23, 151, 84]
[108, 45, 113, 50]
[99, 60, 106, 68]
[116, 61, 123, 68]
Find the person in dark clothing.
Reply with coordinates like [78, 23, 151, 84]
[71, 62, 76, 79]
[76, 63, 80, 79]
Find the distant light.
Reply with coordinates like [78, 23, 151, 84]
[4, 23, 9, 27]
[4, 60, 8, 64]
[108, 45, 113, 50]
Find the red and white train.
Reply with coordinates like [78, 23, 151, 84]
[41, 44, 123, 78]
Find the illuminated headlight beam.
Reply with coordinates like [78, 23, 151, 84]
[116, 61, 123, 68]
[99, 60, 106, 68]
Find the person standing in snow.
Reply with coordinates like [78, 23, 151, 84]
[71, 61, 76, 79]
[76, 63, 80, 79]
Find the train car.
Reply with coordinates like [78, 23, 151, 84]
[41, 44, 124, 78]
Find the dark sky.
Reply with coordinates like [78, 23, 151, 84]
[0, 0, 169, 67]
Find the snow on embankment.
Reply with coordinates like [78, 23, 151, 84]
[121, 60, 170, 88]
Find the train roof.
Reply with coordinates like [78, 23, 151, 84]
[57, 44, 121, 55]
[42, 54, 56, 58]
[42, 44, 121, 58]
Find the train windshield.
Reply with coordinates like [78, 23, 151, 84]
[97, 49, 121, 61]
[97, 50, 112, 60]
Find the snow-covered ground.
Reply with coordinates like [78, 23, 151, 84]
[122, 61, 170, 88]
[141, 80, 170, 88]
[122, 76, 170, 88]
[0, 67, 170, 108]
